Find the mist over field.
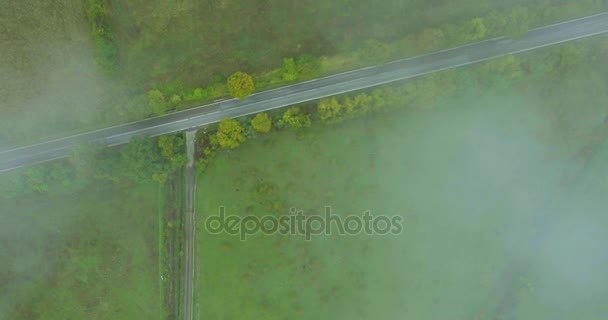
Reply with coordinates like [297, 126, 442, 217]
[2, 0, 608, 319]
[358, 90, 608, 318]
[0, 0, 110, 147]
[193, 70, 608, 318]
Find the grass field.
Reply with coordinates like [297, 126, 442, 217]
[0, 181, 163, 320]
[193, 41, 608, 319]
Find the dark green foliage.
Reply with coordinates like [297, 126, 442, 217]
[281, 58, 298, 81]
[147, 89, 168, 115]
[486, 7, 533, 38]
[113, 136, 173, 184]
[85, 0, 117, 73]
[0, 135, 186, 198]
[282, 107, 312, 129]
[295, 54, 322, 79]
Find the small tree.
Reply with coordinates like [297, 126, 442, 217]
[227, 71, 255, 98]
[467, 18, 487, 41]
[251, 113, 272, 133]
[148, 89, 167, 115]
[295, 54, 321, 78]
[169, 94, 182, 107]
[158, 135, 176, 159]
[317, 97, 343, 123]
[216, 118, 246, 148]
[282, 58, 298, 81]
[504, 7, 531, 38]
[282, 107, 311, 128]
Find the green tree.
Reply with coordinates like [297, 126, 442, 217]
[317, 97, 343, 123]
[216, 118, 246, 148]
[486, 7, 531, 38]
[147, 89, 167, 115]
[282, 107, 311, 128]
[504, 7, 531, 38]
[556, 44, 585, 74]
[251, 113, 272, 133]
[169, 94, 182, 107]
[478, 55, 523, 85]
[282, 58, 298, 81]
[115, 136, 171, 183]
[346, 93, 372, 117]
[158, 135, 176, 158]
[227, 72, 255, 98]
[467, 18, 487, 41]
[296, 54, 321, 78]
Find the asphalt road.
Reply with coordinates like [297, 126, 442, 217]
[2, 12, 608, 173]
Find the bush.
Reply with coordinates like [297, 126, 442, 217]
[227, 72, 255, 98]
[281, 58, 298, 81]
[295, 54, 322, 78]
[251, 113, 272, 133]
[282, 107, 311, 128]
[216, 118, 246, 148]
[147, 89, 167, 115]
[317, 97, 343, 123]
[169, 94, 182, 107]
[85, 0, 117, 73]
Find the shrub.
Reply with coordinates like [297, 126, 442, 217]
[227, 72, 255, 98]
[216, 118, 246, 148]
[251, 113, 272, 133]
[282, 107, 311, 128]
[295, 54, 321, 78]
[317, 97, 343, 123]
[282, 58, 298, 81]
[147, 89, 167, 115]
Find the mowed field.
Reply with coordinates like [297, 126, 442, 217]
[0, 182, 162, 320]
[194, 43, 608, 319]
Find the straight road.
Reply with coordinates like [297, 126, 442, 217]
[2, 11, 608, 173]
[183, 131, 196, 320]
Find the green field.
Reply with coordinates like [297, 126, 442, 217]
[3, 2, 608, 319]
[0, 181, 162, 320]
[194, 40, 608, 319]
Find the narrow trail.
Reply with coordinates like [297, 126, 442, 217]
[183, 130, 197, 320]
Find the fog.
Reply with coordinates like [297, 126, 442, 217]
[2, 0, 608, 318]
[347, 90, 608, 318]
[0, 0, 111, 147]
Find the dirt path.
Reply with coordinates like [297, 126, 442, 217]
[183, 130, 197, 320]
